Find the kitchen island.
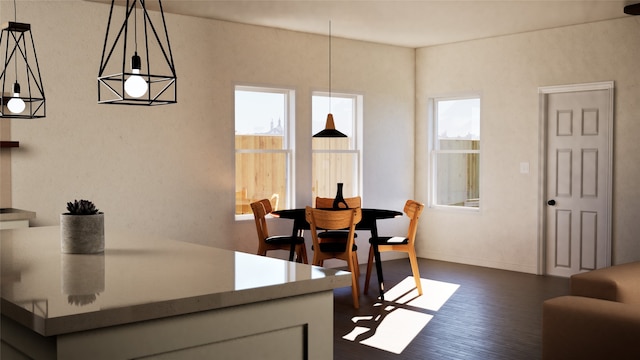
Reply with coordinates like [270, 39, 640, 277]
[0, 226, 351, 359]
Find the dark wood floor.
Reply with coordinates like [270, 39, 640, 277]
[332, 258, 569, 360]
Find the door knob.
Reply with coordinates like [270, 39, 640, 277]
[547, 199, 556, 206]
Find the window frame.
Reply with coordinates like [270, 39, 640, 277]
[428, 94, 481, 211]
[311, 91, 363, 201]
[234, 84, 296, 220]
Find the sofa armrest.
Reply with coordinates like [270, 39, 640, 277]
[543, 296, 640, 360]
[570, 262, 640, 305]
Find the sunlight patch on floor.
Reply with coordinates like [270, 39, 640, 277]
[343, 326, 370, 341]
[359, 308, 433, 354]
[384, 276, 461, 311]
[342, 277, 460, 354]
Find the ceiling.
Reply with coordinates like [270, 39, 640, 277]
[89, 0, 635, 48]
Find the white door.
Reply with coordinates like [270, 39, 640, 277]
[541, 82, 613, 277]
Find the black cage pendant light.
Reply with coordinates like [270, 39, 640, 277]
[98, 0, 176, 106]
[0, 0, 46, 119]
[313, 21, 346, 138]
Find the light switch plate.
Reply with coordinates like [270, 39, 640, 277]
[520, 162, 530, 174]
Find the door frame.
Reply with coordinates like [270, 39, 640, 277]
[537, 81, 614, 275]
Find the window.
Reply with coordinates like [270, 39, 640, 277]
[430, 96, 480, 208]
[235, 86, 294, 216]
[312, 92, 363, 200]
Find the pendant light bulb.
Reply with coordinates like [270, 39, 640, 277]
[124, 53, 147, 98]
[7, 82, 25, 114]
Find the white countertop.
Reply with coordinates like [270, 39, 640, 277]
[0, 226, 351, 336]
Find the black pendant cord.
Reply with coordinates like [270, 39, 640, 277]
[328, 21, 332, 114]
[13, 0, 18, 84]
[133, 1, 138, 54]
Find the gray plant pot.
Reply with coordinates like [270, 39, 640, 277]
[60, 213, 105, 254]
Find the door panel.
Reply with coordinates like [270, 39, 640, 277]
[544, 86, 612, 277]
[580, 211, 597, 269]
[554, 209, 571, 268]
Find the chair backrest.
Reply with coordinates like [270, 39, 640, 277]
[305, 207, 362, 252]
[250, 199, 273, 242]
[315, 196, 362, 209]
[404, 200, 425, 245]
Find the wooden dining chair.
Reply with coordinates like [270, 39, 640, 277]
[364, 200, 425, 296]
[305, 206, 362, 308]
[315, 196, 361, 241]
[315, 196, 362, 209]
[250, 199, 308, 263]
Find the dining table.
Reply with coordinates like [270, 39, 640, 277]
[272, 207, 403, 300]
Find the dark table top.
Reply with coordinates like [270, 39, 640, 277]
[273, 208, 401, 218]
[272, 208, 402, 230]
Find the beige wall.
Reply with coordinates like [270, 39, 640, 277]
[7, 1, 637, 274]
[415, 17, 640, 272]
[2, 1, 416, 261]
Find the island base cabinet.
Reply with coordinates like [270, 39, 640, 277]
[1, 291, 334, 360]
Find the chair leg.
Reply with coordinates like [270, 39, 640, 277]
[352, 252, 361, 293]
[354, 251, 360, 279]
[364, 246, 374, 294]
[349, 258, 360, 309]
[313, 256, 324, 267]
[408, 248, 422, 295]
[296, 244, 308, 264]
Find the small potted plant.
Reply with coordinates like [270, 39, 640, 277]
[60, 199, 104, 254]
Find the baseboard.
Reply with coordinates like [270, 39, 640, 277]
[421, 252, 538, 274]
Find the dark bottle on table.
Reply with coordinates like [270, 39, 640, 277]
[333, 183, 349, 209]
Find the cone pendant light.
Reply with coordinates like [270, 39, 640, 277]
[313, 21, 346, 138]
